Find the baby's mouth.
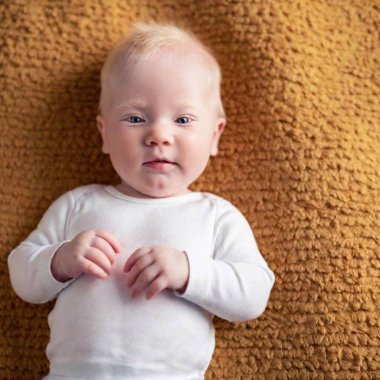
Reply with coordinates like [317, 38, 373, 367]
[143, 159, 177, 171]
[145, 159, 173, 164]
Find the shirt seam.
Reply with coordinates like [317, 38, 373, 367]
[212, 197, 220, 259]
[65, 184, 100, 238]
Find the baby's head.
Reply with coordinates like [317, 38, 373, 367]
[97, 23, 226, 199]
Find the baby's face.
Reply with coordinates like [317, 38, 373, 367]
[97, 50, 225, 198]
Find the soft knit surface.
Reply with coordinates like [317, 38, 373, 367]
[1, 1, 379, 379]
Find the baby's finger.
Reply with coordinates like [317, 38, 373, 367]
[90, 237, 118, 266]
[84, 248, 113, 275]
[79, 256, 109, 279]
[130, 264, 160, 298]
[126, 253, 154, 287]
[146, 275, 169, 300]
[124, 246, 151, 273]
[94, 229, 122, 253]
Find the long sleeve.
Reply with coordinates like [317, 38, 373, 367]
[178, 199, 275, 322]
[8, 189, 76, 304]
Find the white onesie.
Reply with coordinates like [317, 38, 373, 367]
[8, 184, 275, 380]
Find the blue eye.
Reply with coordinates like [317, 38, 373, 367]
[176, 117, 191, 124]
[125, 116, 145, 123]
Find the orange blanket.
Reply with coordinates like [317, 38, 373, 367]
[1, 1, 379, 378]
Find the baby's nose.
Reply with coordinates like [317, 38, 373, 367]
[144, 123, 174, 146]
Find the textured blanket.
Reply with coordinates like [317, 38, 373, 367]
[1, 1, 379, 379]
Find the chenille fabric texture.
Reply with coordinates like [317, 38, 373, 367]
[1, 1, 379, 379]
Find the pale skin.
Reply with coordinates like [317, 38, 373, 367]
[51, 230, 189, 299]
[51, 44, 225, 300]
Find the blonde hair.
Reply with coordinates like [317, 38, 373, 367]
[98, 23, 224, 116]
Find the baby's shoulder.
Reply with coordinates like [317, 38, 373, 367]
[200, 192, 243, 217]
[52, 183, 105, 207]
[68, 183, 104, 199]
[200, 193, 253, 236]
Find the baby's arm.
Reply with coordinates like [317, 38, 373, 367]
[8, 191, 74, 303]
[123, 198, 274, 323]
[8, 187, 121, 303]
[177, 199, 275, 322]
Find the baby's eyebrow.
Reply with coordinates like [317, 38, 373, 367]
[116, 100, 147, 110]
[174, 105, 201, 113]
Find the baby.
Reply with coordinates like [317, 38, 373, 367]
[8, 23, 275, 380]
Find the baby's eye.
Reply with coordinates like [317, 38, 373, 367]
[125, 116, 145, 123]
[175, 116, 191, 125]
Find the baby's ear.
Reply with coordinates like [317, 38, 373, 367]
[210, 117, 226, 157]
[96, 115, 109, 154]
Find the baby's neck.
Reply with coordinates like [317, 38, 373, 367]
[115, 183, 192, 199]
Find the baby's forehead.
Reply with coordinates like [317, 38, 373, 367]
[117, 42, 216, 77]
[110, 48, 219, 93]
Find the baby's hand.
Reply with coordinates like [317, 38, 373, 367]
[51, 230, 122, 282]
[124, 245, 189, 300]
